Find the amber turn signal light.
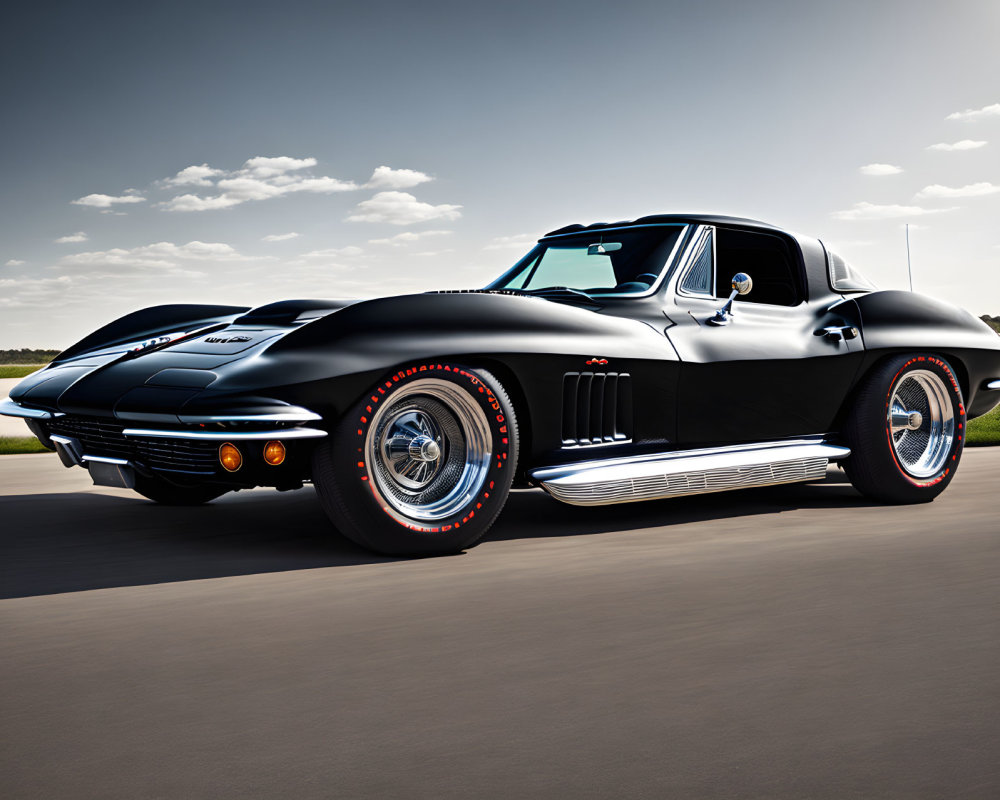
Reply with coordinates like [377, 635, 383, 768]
[219, 442, 243, 472]
[263, 440, 286, 466]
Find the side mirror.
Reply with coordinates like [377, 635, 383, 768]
[708, 272, 753, 326]
[731, 272, 753, 296]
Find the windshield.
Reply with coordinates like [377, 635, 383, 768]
[487, 225, 686, 296]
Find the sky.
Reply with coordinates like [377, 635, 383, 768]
[1, 0, 998, 348]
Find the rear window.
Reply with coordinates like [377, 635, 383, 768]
[828, 250, 876, 292]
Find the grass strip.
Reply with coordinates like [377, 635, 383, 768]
[0, 437, 52, 455]
[967, 403, 1000, 446]
[0, 365, 45, 379]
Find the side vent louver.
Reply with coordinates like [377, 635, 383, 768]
[561, 372, 632, 447]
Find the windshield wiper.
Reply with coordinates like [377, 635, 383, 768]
[520, 286, 601, 306]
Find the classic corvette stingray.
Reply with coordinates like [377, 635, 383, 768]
[4, 214, 1000, 554]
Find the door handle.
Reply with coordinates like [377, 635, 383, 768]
[820, 325, 859, 342]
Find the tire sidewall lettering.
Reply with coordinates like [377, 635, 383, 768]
[882, 355, 964, 489]
[354, 364, 509, 533]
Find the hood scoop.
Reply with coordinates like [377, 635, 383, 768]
[234, 299, 359, 326]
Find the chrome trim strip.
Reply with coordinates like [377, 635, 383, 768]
[176, 406, 323, 424]
[81, 455, 131, 466]
[122, 427, 328, 441]
[541, 222, 690, 240]
[986, 379, 1000, 390]
[531, 439, 851, 507]
[675, 225, 717, 299]
[0, 397, 63, 420]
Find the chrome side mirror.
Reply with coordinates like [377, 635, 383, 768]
[708, 272, 753, 326]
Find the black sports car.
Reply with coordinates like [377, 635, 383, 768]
[5, 214, 1000, 554]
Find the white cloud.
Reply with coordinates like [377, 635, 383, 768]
[346, 191, 462, 225]
[164, 164, 225, 187]
[5, 259, 26, 266]
[0, 276, 75, 309]
[55, 231, 88, 243]
[484, 233, 538, 250]
[927, 140, 988, 151]
[298, 246, 364, 259]
[160, 156, 357, 212]
[59, 241, 254, 276]
[859, 163, 903, 176]
[915, 182, 1000, 199]
[262, 232, 300, 242]
[414, 249, 455, 257]
[71, 193, 146, 208]
[366, 165, 433, 190]
[946, 102, 1000, 121]
[368, 230, 453, 245]
[159, 194, 243, 212]
[242, 156, 317, 178]
[831, 202, 958, 221]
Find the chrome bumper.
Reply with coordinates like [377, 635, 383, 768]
[0, 397, 62, 419]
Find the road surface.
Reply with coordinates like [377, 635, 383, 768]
[2, 450, 999, 798]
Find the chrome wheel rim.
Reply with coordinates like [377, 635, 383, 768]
[365, 379, 492, 523]
[887, 369, 955, 478]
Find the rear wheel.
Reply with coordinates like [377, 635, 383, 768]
[843, 354, 966, 503]
[133, 474, 228, 506]
[312, 364, 518, 555]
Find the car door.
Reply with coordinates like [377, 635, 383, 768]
[665, 225, 865, 445]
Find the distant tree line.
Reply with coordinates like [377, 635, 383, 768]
[0, 348, 61, 364]
[981, 315, 1000, 335]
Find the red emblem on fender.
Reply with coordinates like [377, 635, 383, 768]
[586, 358, 609, 365]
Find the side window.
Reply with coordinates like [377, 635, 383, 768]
[715, 228, 803, 306]
[679, 226, 714, 296]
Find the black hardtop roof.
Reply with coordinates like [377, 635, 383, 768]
[543, 214, 786, 238]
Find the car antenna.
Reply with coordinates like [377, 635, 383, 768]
[905, 223, 914, 292]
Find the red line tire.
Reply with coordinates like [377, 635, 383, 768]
[312, 363, 518, 555]
[843, 354, 966, 504]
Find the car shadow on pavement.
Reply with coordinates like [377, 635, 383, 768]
[0, 488, 396, 599]
[0, 470, 872, 599]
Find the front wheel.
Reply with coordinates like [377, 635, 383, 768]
[312, 364, 518, 555]
[843, 354, 966, 503]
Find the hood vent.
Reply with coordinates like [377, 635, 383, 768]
[234, 299, 357, 326]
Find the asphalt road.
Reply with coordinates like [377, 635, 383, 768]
[2, 450, 999, 798]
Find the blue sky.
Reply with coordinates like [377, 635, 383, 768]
[1, 0, 998, 347]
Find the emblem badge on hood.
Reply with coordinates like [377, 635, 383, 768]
[205, 335, 253, 344]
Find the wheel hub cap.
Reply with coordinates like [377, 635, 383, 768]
[890, 404, 923, 432]
[408, 435, 441, 462]
[365, 379, 493, 523]
[887, 369, 955, 478]
[379, 410, 445, 491]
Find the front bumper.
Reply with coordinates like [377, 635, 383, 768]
[1, 397, 327, 486]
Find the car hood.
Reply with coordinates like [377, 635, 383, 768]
[8, 290, 658, 421]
